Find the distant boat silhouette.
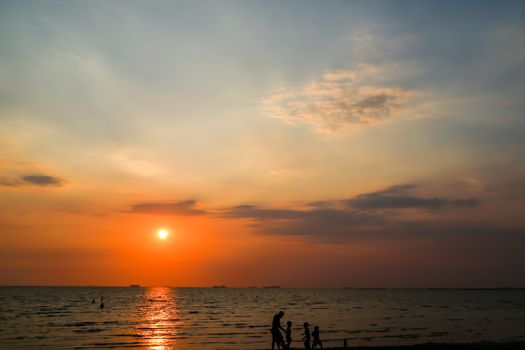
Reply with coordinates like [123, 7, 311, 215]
[263, 285, 281, 289]
[129, 284, 140, 288]
[212, 285, 227, 288]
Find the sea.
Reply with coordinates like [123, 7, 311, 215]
[0, 287, 524, 349]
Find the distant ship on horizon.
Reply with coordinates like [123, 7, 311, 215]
[129, 284, 140, 288]
[263, 285, 280, 289]
[212, 285, 227, 288]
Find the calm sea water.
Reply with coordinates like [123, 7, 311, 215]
[0, 287, 524, 349]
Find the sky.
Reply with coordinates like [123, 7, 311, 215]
[1, 0, 524, 287]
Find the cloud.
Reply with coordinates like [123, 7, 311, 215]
[220, 184, 481, 242]
[346, 184, 479, 210]
[126, 184, 484, 242]
[261, 64, 420, 133]
[130, 200, 206, 216]
[241, 213, 511, 243]
[0, 179, 21, 187]
[22, 175, 63, 186]
[306, 184, 479, 211]
[223, 205, 382, 241]
[1, 174, 64, 187]
[223, 205, 305, 220]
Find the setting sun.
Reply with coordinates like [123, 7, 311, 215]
[157, 229, 169, 240]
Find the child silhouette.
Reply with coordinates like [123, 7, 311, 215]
[285, 321, 292, 349]
[312, 325, 323, 349]
[302, 322, 311, 350]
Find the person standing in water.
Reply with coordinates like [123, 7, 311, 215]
[302, 322, 311, 350]
[285, 321, 293, 349]
[271, 311, 286, 350]
[312, 325, 323, 349]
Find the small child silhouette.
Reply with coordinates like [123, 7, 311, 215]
[302, 322, 311, 350]
[285, 321, 292, 349]
[312, 326, 323, 349]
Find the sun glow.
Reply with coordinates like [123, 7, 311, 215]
[157, 229, 169, 240]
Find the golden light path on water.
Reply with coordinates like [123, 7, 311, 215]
[137, 287, 179, 349]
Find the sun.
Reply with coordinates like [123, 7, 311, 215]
[157, 229, 169, 240]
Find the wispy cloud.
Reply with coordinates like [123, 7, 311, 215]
[130, 200, 207, 216]
[262, 64, 422, 133]
[109, 148, 164, 177]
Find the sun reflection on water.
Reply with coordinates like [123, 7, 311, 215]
[137, 287, 179, 349]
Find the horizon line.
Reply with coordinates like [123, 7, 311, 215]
[1, 285, 524, 290]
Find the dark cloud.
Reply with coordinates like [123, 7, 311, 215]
[22, 175, 63, 186]
[0, 174, 64, 187]
[222, 205, 380, 237]
[223, 205, 379, 226]
[346, 184, 479, 210]
[248, 214, 523, 243]
[224, 205, 305, 220]
[221, 204, 521, 243]
[220, 184, 483, 242]
[308, 184, 478, 211]
[128, 184, 487, 242]
[130, 200, 206, 216]
[349, 194, 478, 210]
[231, 206, 383, 241]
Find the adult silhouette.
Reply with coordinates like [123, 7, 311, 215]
[271, 311, 286, 349]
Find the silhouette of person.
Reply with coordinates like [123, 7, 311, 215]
[312, 326, 323, 349]
[302, 322, 311, 350]
[100, 302, 104, 309]
[285, 321, 293, 349]
[271, 311, 286, 350]
[91, 299, 95, 304]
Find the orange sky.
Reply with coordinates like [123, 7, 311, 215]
[1, 1, 525, 287]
